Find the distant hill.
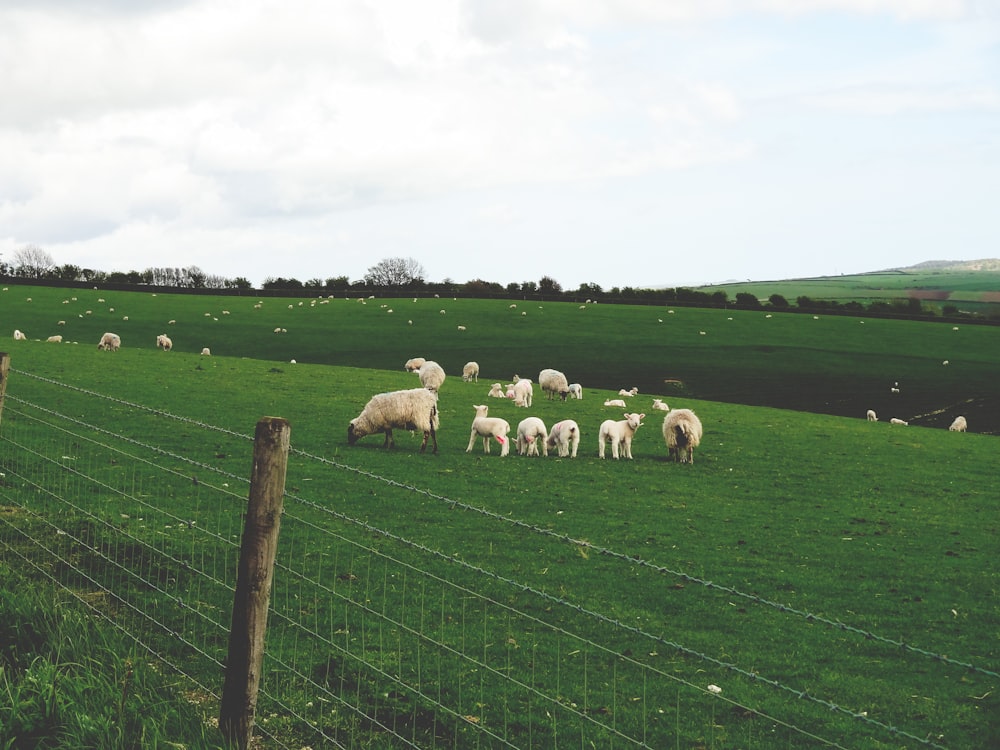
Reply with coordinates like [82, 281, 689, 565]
[889, 259, 1000, 273]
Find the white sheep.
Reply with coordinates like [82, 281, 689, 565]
[948, 416, 967, 432]
[415, 360, 446, 391]
[46, 335, 63, 343]
[462, 362, 480, 383]
[404, 357, 426, 372]
[516, 417, 549, 457]
[512, 379, 533, 407]
[663, 408, 703, 464]
[652, 398, 670, 411]
[156, 334, 173, 351]
[466, 404, 511, 457]
[568, 383, 582, 400]
[538, 368, 570, 401]
[604, 399, 628, 408]
[598, 413, 645, 459]
[347, 387, 440, 453]
[487, 383, 506, 398]
[889, 418, 908, 425]
[618, 387, 638, 397]
[97, 332, 121, 351]
[13, 329, 26, 341]
[201, 347, 211, 356]
[546, 419, 580, 458]
[866, 409, 878, 422]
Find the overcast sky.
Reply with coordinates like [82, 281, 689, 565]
[1, 1, 997, 290]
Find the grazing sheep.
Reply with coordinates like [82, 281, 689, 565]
[201, 347, 211, 356]
[948, 416, 967, 432]
[516, 417, 549, 457]
[347, 387, 440, 453]
[46, 335, 63, 343]
[415, 360, 446, 391]
[866, 409, 878, 422]
[568, 383, 582, 400]
[466, 404, 511, 457]
[57, 320, 65, 326]
[538, 368, 570, 401]
[487, 383, 506, 398]
[457, 325, 466, 331]
[889, 418, 908, 426]
[404, 357, 426, 372]
[156, 334, 173, 351]
[663, 408, 703, 464]
[512, 379, 533, 407]
[652, 398, 670, 411]
[462, 361, 480, 383]
[97, 332, 121, 351]
[604, 399, 628, 408]
[618, 387, 638, 397]
[546, 419, 580, 458]
[13, 329, 26, 341]
[598, 413, 645, 460]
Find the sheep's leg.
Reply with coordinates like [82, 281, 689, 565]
[466, 430, 479, 453]
[383, 430, 394, 448]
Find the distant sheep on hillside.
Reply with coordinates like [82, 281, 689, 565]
[462, 362, 480, 382]
[866, 409, 877, 422]
[948, 416, 967, 432]
[97, 332, 121, 351]
[538, 368, 570, 401]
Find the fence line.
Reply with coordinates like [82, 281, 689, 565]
[0, 368, 980, 747]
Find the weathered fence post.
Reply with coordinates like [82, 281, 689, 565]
[219, 417, 291, 749]
[0, 353, 9, 428]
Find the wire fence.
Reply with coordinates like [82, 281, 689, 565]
[0, 361, 991, 748]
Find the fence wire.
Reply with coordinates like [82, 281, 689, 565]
[1, 366, 991, 749]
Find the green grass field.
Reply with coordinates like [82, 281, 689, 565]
[1, 284, 998, 748]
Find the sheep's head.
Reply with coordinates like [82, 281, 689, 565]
[473, 404, 489, 417]
[624, 413, 645, 430]
[347, 420, 360, 445]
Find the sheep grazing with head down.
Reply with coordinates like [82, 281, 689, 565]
[466, 404, 511, 457]
[415, 360, 446, 391]
[156, 334, 173, 351]
[546, 419, 580, 458]
[948, 416, 967, 432]
[568, 383, 582, 400]
[866, 409, 878, 422]
[97, 332, 121, 351]
[13, 329, 27, 341]
[404, 357, 426, 372]
[488, 383, 506, 398]
[598, 413, 645, 460]
[46, 335, 63, 343]
[516, 417, 549, 456]
[462, 361, 480, 382]
[663, 408, 703, 464]
[512, 379, 533, 407]
[890, 418, 908, 426]
[538, 368, 570, 401]
[348, 388, 440, 453]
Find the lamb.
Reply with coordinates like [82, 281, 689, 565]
[516, 417, 549, 457]
[512, 378, 533, 407]
[538, 368, 570, 401]
[97, 332, 121, 351]
[568, 383, 583, 400]
[347, 387, 440, 453]
[201, 347, 211, 356]
[404, 357, 426, 372]
[466, 404, 511, 457]
[415, 360, 446, 391]
[663, 408, 703, 464]
[866, 409, 878, 422]
[156, 334, 173, 351]
[46, 335, 63, 343]
[462, 361, 480, 383]
[889, 418, 908, 426]
[546, 419, 580, 458]
[652, 398, 670, 411]
[598, 413, 645, 459]
[487, 383, 506, 398]
[948, 416, 967, 432]
[618, 387, 639, 397]
[13, 329, 26, 341]
[604, 399, 628, 408]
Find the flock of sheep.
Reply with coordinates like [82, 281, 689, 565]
[347, 358, 704, 463]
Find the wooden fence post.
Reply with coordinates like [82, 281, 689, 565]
[0, 353, 9, 429]
[219, 416, 291, 749]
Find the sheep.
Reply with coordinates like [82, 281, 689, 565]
[546, 419, 580, 458]
[466, 404, 511, 457]
[568, 383, 582, 400]
[57, 320, 65, 326]
[948, 416, 967, 432]
[404, 357, 426, 372]
[487, 383, 506, 398]
[663, 408, 703, 464]
[512, 378, 533, 407]
[13, 329, 26, 341]
[46, 335, 63, 343]
[201, 347, 211, 356]
[347, 387, 440, 453]
[618, 387, 638, 397]
[604, 399, 628, 408]
[889, 418, 908, 426]
[415, 360, 446, 391]
[538, 368, 570, 401]
[598, 413, 645, 459]
[156, 334, 173, 351]
[516, 417, 549, 457]
[462, 362, 480, 383]
[652, 398, 670, 411]
[866, 409, 878, 421]
[97, 332, 121, 351]
[457, 325, 466, 331]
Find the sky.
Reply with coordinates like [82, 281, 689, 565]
[1, 0, 998, 291]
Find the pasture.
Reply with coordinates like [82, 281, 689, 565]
[1, 284, 998, 748]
